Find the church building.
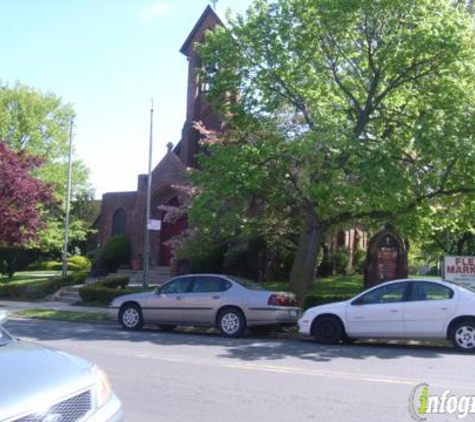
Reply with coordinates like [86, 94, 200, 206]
[93, 6, 224, 269]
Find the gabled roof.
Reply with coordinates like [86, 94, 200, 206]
[179, 5, 225, 56]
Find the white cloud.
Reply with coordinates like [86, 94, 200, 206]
[137, 3, 168, 20]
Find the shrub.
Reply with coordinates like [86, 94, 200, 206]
[67, 256, 92, 272]
[101, 276, 129, 289]
[79, 284, 149, 304]
[100, 235, 131, 272]
[0, 248, 38, 278]
[331, 247, 351, 275]
[0, 272, 88, 300]
[302, 294, 354, 310]
[352, 249, 367, 274]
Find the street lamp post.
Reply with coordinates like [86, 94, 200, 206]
[143, 101, 154, 287]
[61, 116, 74, 278]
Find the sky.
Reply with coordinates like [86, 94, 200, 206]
[0, 0, 254, 198]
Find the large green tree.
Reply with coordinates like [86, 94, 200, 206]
[195, 0, 475, 298]
[0, 82, 93, 254]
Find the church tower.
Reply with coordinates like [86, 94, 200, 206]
[176, 5, 224, 168]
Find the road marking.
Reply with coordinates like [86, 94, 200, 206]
[131, 352, 416, 386]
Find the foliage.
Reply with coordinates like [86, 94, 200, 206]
[197, 0, 475, 298]
[67, 256, 92, 272]
[0, 82, 94, 254]
[0, 248, 38, 278]
[352, 249, 367, 274]
[0, 142, 55, 246]
[0, 272, 87, 300]
[28, 256, 91, 272]
[302, 294, 355, 310]
[100, 276, 129, 289]
[331, 247, 351, 275]
[79, 284, 150, 304]
[100, 235, 131, 272]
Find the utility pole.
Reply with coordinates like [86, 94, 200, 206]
[61, 116, 74, 278]
[143, 101, 154, 287]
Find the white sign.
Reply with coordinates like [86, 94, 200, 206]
[147, 219, 162, 231]
[444, 255, 475, 287]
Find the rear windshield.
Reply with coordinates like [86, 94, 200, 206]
[228, 276, 264, 291]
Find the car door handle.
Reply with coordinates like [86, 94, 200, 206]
[440, 307, 448, 311]
[212, 296, 220, 299]
[390, 309, 399, 313]
[176, 296, 182, 300]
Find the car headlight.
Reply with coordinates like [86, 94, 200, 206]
[93, 366, 113, 408]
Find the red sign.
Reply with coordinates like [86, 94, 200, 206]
[377, 249, 398, 280]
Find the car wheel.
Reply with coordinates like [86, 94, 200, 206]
[451, 321, 475, 352]
[119, 304, 144, 330]
[249, 326, 273, 336]
[218, 308, 246, 338]
[312, 316, 344, 344]
[158, 325, 177, 332]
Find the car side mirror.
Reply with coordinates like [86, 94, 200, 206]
[351, 298, 364, 306]
[154, 287, 162, 295]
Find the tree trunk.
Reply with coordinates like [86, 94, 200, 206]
[289, 209, 327, 303]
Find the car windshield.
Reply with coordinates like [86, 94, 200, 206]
[449, 280, 475, 293]
[228, 276, 264, 291]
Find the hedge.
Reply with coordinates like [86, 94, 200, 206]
[101, 276, 129, 289]
[302, 294, 354, 310]
[79, 284, 150, 304]
[29, 257, 92, 272]
[0, 272, 88, 300]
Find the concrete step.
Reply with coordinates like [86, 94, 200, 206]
[53, 285, 82, 303]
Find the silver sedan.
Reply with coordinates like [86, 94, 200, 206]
[0, 312, 123, 422]
[108, 274, 299, 337]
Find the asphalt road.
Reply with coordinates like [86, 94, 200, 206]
[5, 319, 474, 422]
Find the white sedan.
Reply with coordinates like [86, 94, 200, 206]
[298, 278, 475, 352]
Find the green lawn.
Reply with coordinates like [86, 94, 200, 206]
[14, 309, 108, 322]
[0, 271, 55, 286]
[264, 273, 365, 298]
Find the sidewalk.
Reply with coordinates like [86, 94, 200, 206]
[0, 300, 108, 314]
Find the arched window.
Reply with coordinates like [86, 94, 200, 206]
[112, 208, 127, 236]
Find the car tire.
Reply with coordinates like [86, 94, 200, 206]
[450, 320, 475, 352]
[249, 326, 273, 336]
[119, 304, 144, 330]
[312, 316, 344, 344]
[158, 325, 177, 332]
[217, 308, 246, 338]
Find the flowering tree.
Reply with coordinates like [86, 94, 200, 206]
[0, 142, 54, 246]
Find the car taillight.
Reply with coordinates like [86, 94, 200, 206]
[268, 294, 297, 307]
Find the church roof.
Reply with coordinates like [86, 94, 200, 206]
[179, 5, 224, 56]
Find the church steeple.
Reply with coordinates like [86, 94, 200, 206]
[177, 5, 224, 167]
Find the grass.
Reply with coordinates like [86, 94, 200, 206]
[264, 273, 365, 298]
[0, 271, 57, 286]
[14, 309, 108, 322]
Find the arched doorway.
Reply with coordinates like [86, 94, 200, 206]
[159, 197, 187, 266]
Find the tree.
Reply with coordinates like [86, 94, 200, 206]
[0, 82, 93, 253]
[0, 142, 54, 246]
[196, 0, 475, 298]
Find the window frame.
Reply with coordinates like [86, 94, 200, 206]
[351, 282, 411, 306]
[406, 281, 454, 302]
